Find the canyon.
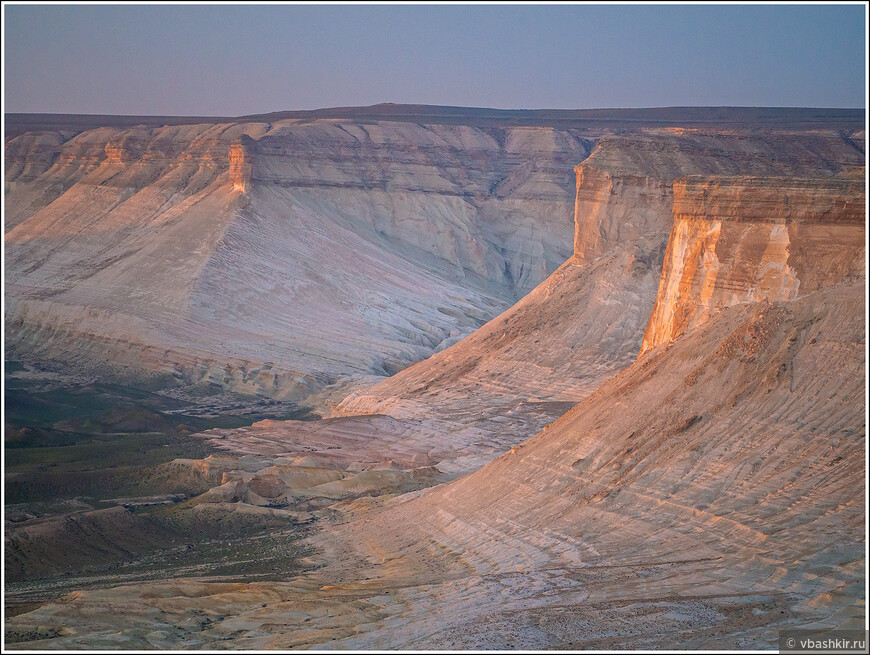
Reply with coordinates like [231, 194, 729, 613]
[3, 105, 866, 649]
[5, 118, 595, 410]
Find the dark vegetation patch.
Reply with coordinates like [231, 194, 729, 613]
[3, 368, 313, 504]
[4, 365, 316, 610]
[6, 502, 313, 585]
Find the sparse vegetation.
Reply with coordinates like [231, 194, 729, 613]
[4, 369, 315, 616]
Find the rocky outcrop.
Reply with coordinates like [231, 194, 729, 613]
[573, 129, 864, 261]
[641, 171, 865, 353]
[167, 449, 440, 511]
[228, 135, 255, 194]
[4, 122, 272, 232]
[4, 131, 68, 192]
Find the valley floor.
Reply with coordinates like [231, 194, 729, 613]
[4, 284, 865, 649]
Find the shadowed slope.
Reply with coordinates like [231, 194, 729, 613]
[5, 120, 592, 404]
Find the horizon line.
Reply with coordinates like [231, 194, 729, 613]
[5, 103, 867, 121]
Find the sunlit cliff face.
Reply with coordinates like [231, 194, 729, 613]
[640, 173, 865, 354]
[229, 136, 254, 193]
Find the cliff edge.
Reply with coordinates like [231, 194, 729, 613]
[641, 171, 865, 353]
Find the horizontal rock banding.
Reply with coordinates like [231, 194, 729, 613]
[5, 120, 594, 403]
[673, 174, 866, 224]
[641, 171, 865, 354]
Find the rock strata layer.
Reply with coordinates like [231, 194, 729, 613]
[642, 172, 865, 353]
[5, 120, 592, 404]
[322, 131, 863, 466]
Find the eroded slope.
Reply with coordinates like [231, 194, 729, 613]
[300, 130, 863, 468]
[10, 266, 863, 649]
[6, 120, 592, 404]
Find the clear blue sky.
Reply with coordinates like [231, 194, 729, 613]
[3, 3, 866, 115]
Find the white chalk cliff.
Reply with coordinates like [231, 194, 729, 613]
[5, 120, 592, 405]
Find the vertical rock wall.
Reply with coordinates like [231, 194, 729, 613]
[641, 173, 865, 354]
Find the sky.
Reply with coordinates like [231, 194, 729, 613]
[3, 3, 866, 116]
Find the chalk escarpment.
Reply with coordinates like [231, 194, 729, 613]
[7, 114, 866, 650]
[331, 130, 863, 466]
[5, 120, 592, 404]
[641, 172, 865, 353]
